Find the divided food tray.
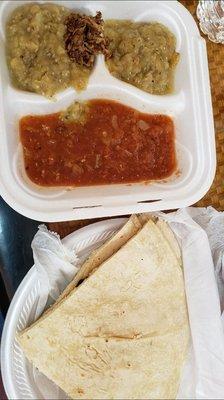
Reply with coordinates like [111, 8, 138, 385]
[0, 0, 216, 221]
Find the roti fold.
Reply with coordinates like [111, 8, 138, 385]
[56, 214, 142, 303]
[137, 213, 181, 264]
[18, 218, 189, 400]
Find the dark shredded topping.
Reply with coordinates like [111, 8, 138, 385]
[64, 11, 110, 68]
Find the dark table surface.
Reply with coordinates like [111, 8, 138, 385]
[0, 196, 40, 316]
[0, 197, 40, 399]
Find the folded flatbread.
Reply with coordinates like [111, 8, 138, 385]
[41, 215, 142, 321]
[56, 214, 142, 303]
[18, 217, 189, 400]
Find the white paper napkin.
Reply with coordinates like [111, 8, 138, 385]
[162, 209, 224, 399]
[31, 224, 80, 319]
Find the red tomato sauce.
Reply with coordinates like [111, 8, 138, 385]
[20, 99, 176, 187]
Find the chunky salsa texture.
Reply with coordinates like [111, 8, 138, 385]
[20, 99, 176, 187]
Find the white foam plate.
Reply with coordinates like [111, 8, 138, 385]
[0, 1, 216, 221]
[1, 217, 127, 399]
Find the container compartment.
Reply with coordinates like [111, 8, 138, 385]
[0, 1, 216, 221]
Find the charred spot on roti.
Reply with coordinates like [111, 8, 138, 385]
[76, 279, 85, 287]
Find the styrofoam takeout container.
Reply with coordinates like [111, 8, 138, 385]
[0, 0, 216, 221]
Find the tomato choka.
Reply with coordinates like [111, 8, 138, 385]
[20, 99, 176, 187]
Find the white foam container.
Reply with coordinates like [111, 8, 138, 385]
[0, 0, 216, 222]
